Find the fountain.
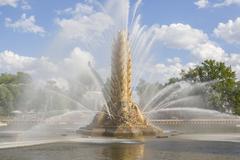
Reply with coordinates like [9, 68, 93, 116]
[78, 31, 162, 137]
[1, 1, 240, 160]
[0, 0, 239, 144]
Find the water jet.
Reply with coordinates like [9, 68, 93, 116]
[78, 31, 162, 137]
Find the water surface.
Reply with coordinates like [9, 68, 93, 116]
[0, 137, 240, 160]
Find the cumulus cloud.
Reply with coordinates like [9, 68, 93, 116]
[145, 23, 240, 81]
[217, 53, 240, 78]
[195, 0, 240, 8]
[151, 54, 240, 82]
[54, 0, 133, 56]
[0, 0, 30, 9]
[0, 50, 35, 72]
[214, 17, 240, 44]
[56, 3, 113, 41]
[150, 58, 196, 83]
[0, 50, 57, 76]
[155, 24, 208, 49]
[56, 3, 94, 16]
[167, 57, 181, 64]
[194, 0, 209, 8]
[62, 47, 94, 79]
[234, 65, 240, 78]
[20, 0, 31, 10]
[5, 14, 45, 36]
[0, 47, 95, 83]
[56, 13, 112, 41]
[224, 53, 240, 78]
[154, 23, 225, 61]
[0, 0, 18, 7]
[64, 47, 94, 67]
[213, 0, 240, 7]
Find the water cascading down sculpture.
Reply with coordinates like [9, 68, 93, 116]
[80, 31, 162, 137]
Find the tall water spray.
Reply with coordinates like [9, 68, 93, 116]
[79, 31, 161, 137]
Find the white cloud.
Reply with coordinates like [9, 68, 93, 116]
[21, 0, 31, 10]
[5, 14, 45, 36]
[191, 43, 225, 60]
[147, 23, 240, 81]
[105, 0, 130, 30]
[54, 0, 132, 46]
[151, 53, 240, 82]
[64, 47, 94, 67]
[155, 24, 208, 49]
[0, 50, 35, 72]
[154, 23, 225, 61]
[56, 3, 93, 16]
[234, 65, 240, 78]
[0, 51, 70, 89]
[195, 0, 240, 8]
[225, 53, 240, 65]
[223, 53, 240, 77]
[56, 3, 113, 41]
[167, 57, 181, 64]
[56, 12, 112, 41]
[0, 0, 30, 9]
[0, 0, 19, 7]
[63, 47, 94, 79]
[151, 58, 196, 83]
[214, 17, 240, 44]
[0, 48, 95, 82]
[194, 0, 209, 8]
[213, 0, 240, 7]
[0, 50, 58, 76]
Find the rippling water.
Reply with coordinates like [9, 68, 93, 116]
[0, 137, 240, 160]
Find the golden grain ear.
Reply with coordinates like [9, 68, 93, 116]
[79, 30, 162, 137]
[110, 30, 132, 108]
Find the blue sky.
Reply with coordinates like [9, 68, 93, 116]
[0, 0, 240, 83]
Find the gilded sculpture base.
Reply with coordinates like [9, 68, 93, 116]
[77, 102, 162, 137]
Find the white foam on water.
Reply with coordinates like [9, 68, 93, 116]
[0, 122, 7, 127]
[176, 133, 240, 143]
[0, 136, 142, 149]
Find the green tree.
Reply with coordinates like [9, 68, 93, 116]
[231, 81, 240, 115]
[181, 59, 239, 114]
[0, 85, 14, 115]
[0, 72, 31, 115]
[165, 77, 180, 86]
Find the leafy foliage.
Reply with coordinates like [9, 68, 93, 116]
[0, 72, 32, 115]
[164, 77, 180, 86]
[180, 60, 240, 114]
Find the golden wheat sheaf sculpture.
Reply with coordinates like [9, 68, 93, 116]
[107, 30, 146, 126]
[82, 30, 162, 137]
[110, 31, 131, 107]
